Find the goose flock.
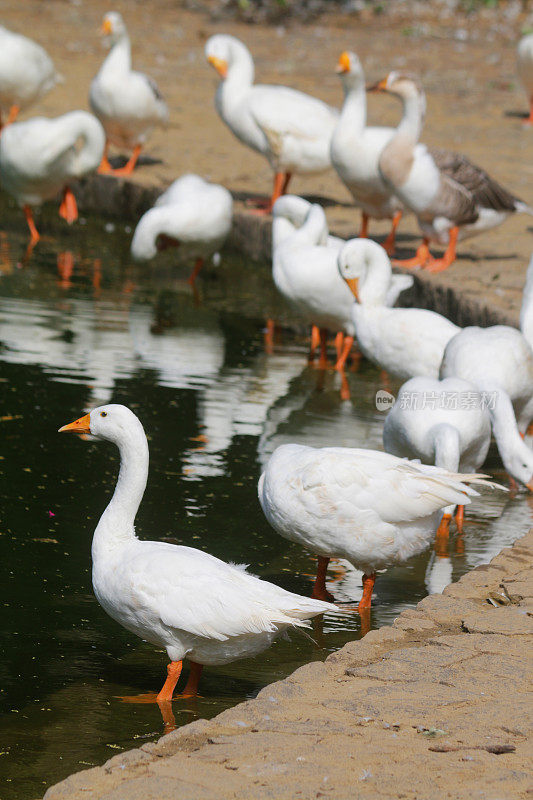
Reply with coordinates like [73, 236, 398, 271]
[1, 14, 532, 708]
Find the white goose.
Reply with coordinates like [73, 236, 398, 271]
[330, 51, 403, 253]
[205, 34, 338, 212]
[0, 26, 62, 128]
[272, 197, 413, 369]
[258, 443, 499, 610]
[383, 375, 492, 536]
[338, 238, 459, 379]
[373, 72, 532, 272]
[59, 404, 335, 700]
[0, 110, 105, 247]
[89, 11, 168, 176]
[131, 174, 233, 284]
[439, 326, 533, 489]
[517, 33, 533, 125]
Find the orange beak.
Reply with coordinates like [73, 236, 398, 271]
[344, 276, 360, 302]
[367, 77, 388, 93]
[336, 52, 351, 74]
[100, 18, 113, 35]
[58, 413, 91, 434]
[207, 55, 228, 79]
[527, 479, 533, 493]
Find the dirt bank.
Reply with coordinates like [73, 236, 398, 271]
[43, 529, 533, 799]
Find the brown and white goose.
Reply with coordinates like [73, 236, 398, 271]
[372, 72, 532, 272]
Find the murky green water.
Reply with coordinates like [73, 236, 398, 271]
[0, 200, 530, 799]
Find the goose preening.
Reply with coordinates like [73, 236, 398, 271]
[258, 443, 500, 610]
[383, 375, 492, 536]
[272, 196, 413, 369]
[0, 110, 105, 248]
[205, 34, 338, 213]
[330, 51, 403, 253]
[338, 238, 459, 379]
[0, 26, 62, 129]
[439, 326, 533, 490]
[89, 11, 168, 176]
[59, 404, 335, 701]
[517, 33, 533, 125]
[130, 174, 233, 285]
[372, 73, 532, 272]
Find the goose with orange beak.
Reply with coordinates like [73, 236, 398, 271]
[338, 238, 459, 381]
[205, 34, 339, 214]
[89, 11, 168, 176]
[330, 51, 403, 254]
[59, 403, 336, 704]
[371, 72, 532, 272]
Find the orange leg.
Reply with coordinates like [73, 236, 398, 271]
[156, 660, 183, 702]
[382, 210, 403, 256]
[281, 171, 292, 195]
[265, 318, 275, 354]
[58, 187, 78, 224]
[357, 572, 376, 611]
[97, 143, 113, 174]
[335, 335, 354, 371]
[23, 205, 40, 246]
[318, 328, 328, 369]
[424, 227, 459, 273]
[334, 332, 344, 362]
[6, 104, 19, 125]
[57, 251, 74, 288]
[312, 556, 334, 602]
[188, 257, 204, 286]
[393, 238, 431, 269]
[454, 504, 464, 535]
[339, 370, 351, 401]
[113, 144, 142, 177]
[157, 700, 177, 734]
[309, 325, 320, 362]
[436, 512, 451, 540]
[180, 661, 203, 698]
[359, 212, 369, 239]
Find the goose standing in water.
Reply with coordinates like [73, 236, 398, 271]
[439, 326, 533, 490]
[517, 33, 533, 125]
[338, 238, 459, 379]
[205, 35, 338, 213]
[0, 26, 62, 129]
[272, 196, 413, 369]
[330, 51, 403, 253]
[0, 111, 105, 249]
[131, 174, 233, 285]
[372, 72, 532, 271]
[90, 12, 168, 176]
[383, 375, 492, 536]
[259, 443, 500, 610]
[59, 405, 335, 701]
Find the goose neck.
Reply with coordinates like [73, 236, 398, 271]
[100, 34, 131, 79]
[92, 427, 149, 558]
[339, 77, 367, 134]
[431, 423, 461, 473]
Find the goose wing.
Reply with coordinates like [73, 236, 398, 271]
[127, 544, 330, 641]
[430, 147, 522, 213]
[249, 85, 338, 144]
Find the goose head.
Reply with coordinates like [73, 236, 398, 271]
[59, 403, 144, 446]
[335, 51, 365, 91]
[369, 71, 426, 117]
[503, 438, 533, 492]
[130, 206, 180, 261]
[205, 34, 253, 82]
[100, 11, 127, 44]
[337, 238, 393, 306]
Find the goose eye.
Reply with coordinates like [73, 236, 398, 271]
[100, 411, 107, 418]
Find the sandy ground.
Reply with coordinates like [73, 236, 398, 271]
[2, 0, 533, 323]
[43, 528, 533, 800]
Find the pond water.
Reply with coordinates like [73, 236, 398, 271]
[0, 200, 531, 799]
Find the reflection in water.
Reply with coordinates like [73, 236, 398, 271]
[0, 203, 531, 800]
